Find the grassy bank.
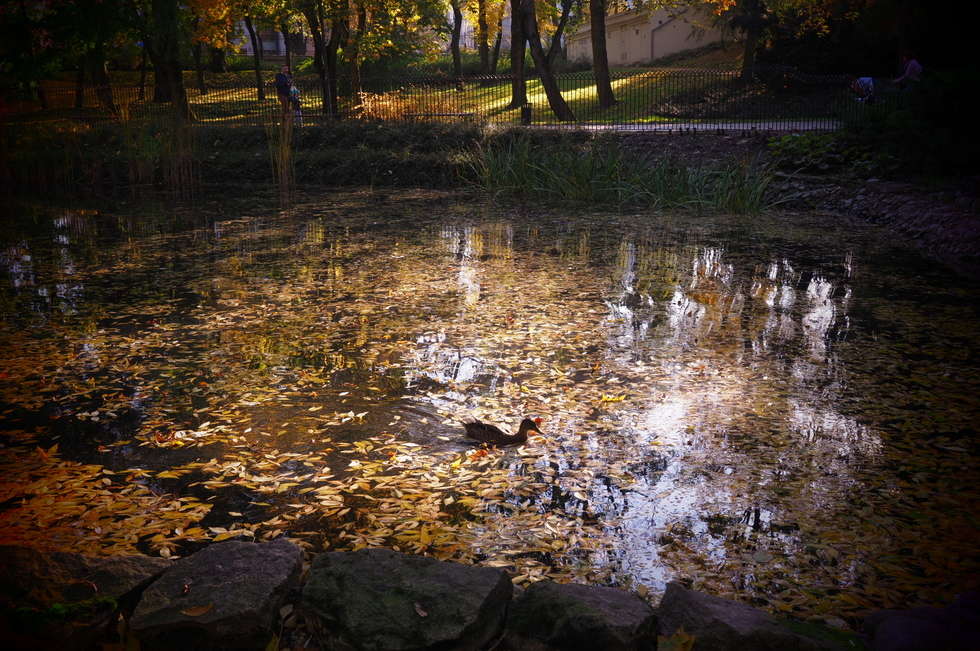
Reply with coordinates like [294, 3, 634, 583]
[1, 120, 774, 212]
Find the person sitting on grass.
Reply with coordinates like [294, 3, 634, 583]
[850, 76, 875, 103]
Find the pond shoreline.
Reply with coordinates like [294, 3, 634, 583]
[616, 131, 980, 280]
[4, 122, 976, 279]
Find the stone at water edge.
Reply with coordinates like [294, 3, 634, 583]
[0, 545, 172, 651]
[656, 581, 856, 651]
[130, 538, 302, 651]
[502, 580, 657, 651]
[302, 547, 512, 650]
[864, 590, 980, 651]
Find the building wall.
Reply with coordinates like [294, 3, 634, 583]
[236, 25, 316, 57]
[567, 6, 727, 65]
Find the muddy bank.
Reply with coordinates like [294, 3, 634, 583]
[621, 131, 980, 280]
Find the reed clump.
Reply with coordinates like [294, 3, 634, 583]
[265, 119, 295, 205]
[463, 134, 774, 213]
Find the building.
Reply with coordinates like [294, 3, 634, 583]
[566, 5, 728, 66]
[236, 24, 315, 57]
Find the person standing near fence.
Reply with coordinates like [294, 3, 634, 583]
[893, 53, 922, 88]
[290, 85, 303, 126]
[275, 66, 292, 120]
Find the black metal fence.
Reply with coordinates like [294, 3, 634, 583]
[3, 67, 895, 131]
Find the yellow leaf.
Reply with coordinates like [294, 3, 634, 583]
[213, 531, 244, 542]
[180, 604, 214, 617]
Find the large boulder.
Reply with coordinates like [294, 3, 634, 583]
[302, 548, 512, 650]
[131, 538, 302, 651]
[502, 580, 657, 650]
[864, 591, 980, 651]
[657, 582, 856, 651]
[0, 545, 170, 651]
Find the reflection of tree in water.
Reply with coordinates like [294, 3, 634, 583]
[591, 234, 883, 601]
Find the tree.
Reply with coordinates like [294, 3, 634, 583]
[589, 0, 616, 106]
[507, 0, 527, 107]
[299, 0, 342, 117]
[449, 0, 464, 89]
[242, 15, 265, 99]
[517, 0, 574, 119]
[545, 0, 577, 65]
[727, 0, 766, 80]
[477, 0, 490, 74]
[144, 0, 193, 119]
[186, 0, 234, 96]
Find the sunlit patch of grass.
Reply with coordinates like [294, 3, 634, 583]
[383, 70, 731, 126]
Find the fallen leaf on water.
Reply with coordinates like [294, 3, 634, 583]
[180, 603, 213, 617]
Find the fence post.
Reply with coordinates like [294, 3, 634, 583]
[520, 102, 532, 125]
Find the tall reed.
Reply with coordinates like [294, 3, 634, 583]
[161, 118, 197, 200]
[265, 119, 295, 205]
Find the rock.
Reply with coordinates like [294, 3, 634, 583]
[657, 582, 855, 651]
[0, 545, 170, 651]
[302, 547, 511, 650]
[864, 591, 980, 651]
[502, 580, 657, 651]
[131, 538, 302, 651]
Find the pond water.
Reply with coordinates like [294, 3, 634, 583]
[1, 190, 978, 624]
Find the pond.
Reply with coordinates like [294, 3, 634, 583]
[1, 189, 978, 625]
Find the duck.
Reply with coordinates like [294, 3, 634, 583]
[464, 417, 543, 446]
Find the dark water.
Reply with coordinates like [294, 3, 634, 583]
[1, 190, 978, 624]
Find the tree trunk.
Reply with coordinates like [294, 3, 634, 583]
[450, 0, 464, 91]
[192, 39, 207, 95]
[477, 0, 489, 75]
[739, 0, 763, 81]
[281, 21, 291, 73]
[508, 0, 527, 108]
[209, 46, 226, 73]
[490, 19, 503, 74]
[88, 44, 118, 114]
[590, 0, 616, 107]
[75, 66, 85, 109]
[326, 17, 343, 116]
[347, 4, 366, 101]
[300, 2, 334, 117]
[546, 0, 573, 66]
[148, 0, 192, 120]
[138, 47, 147, 101]
[520, 0, 574, 120]
[244, 16, 265, 100]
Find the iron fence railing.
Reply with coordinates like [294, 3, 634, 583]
[2, 68, 899, 131]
